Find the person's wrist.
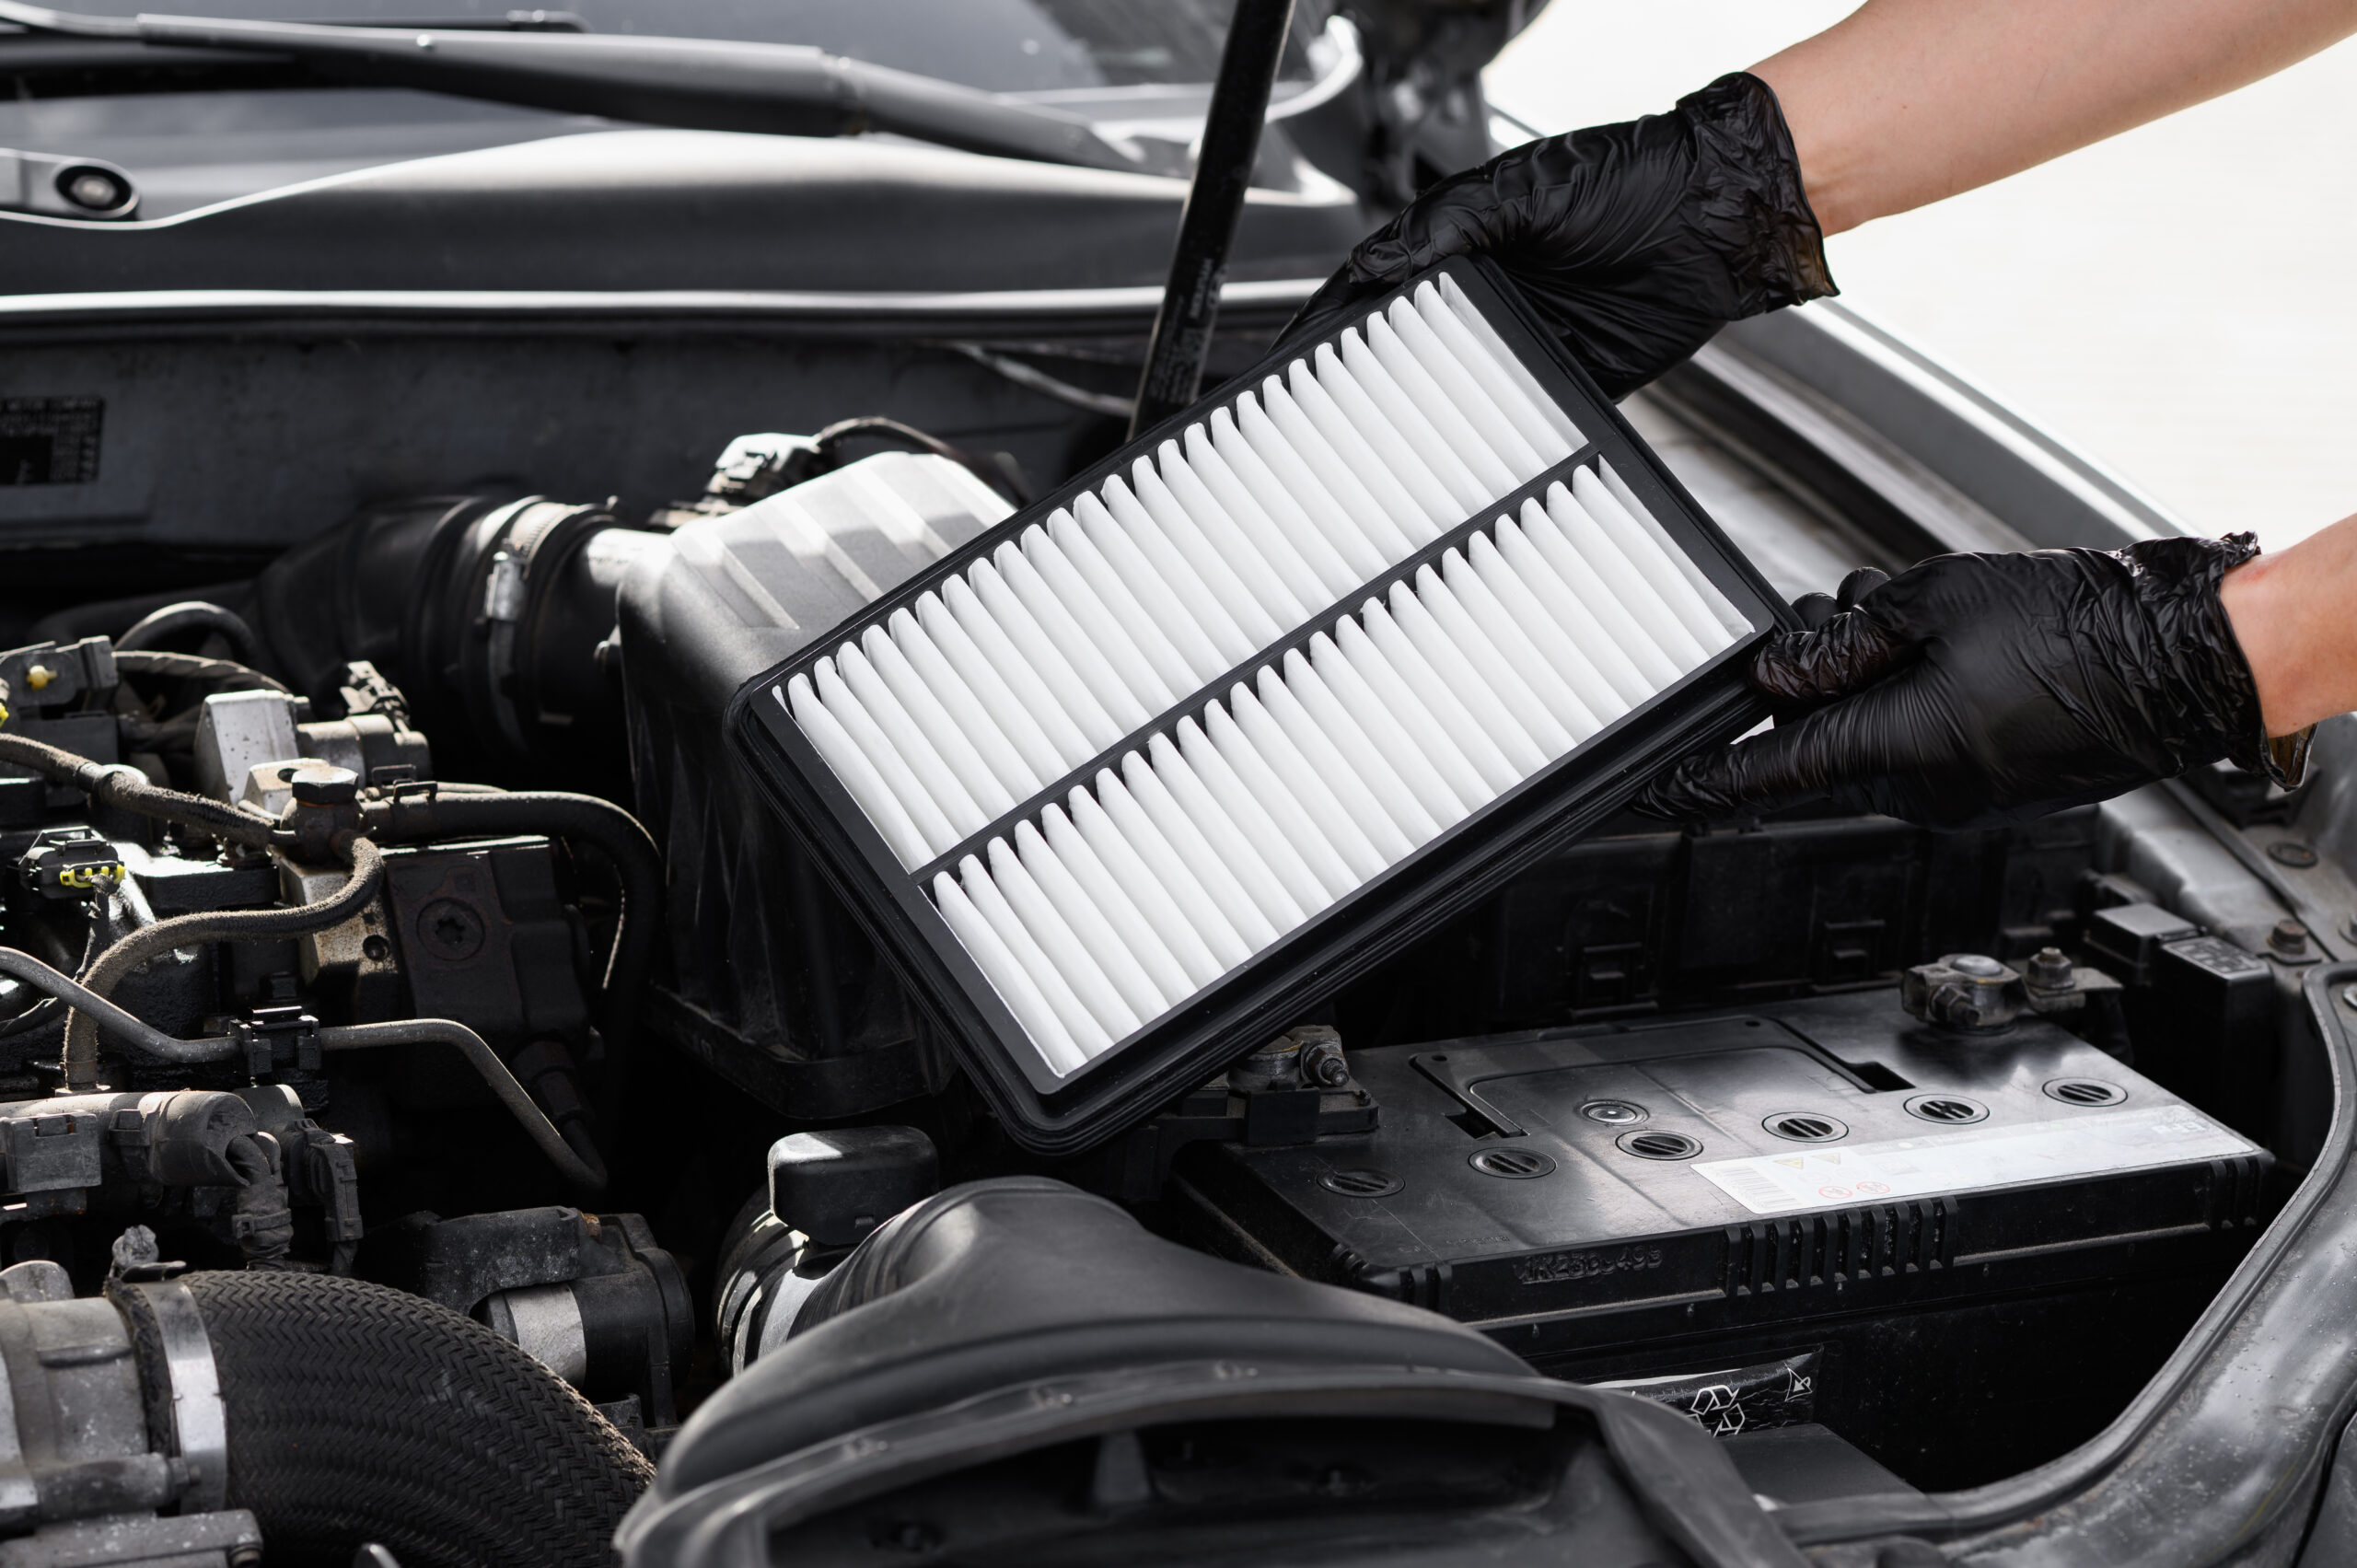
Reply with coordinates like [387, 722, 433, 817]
[2217, 554, 2295, 736]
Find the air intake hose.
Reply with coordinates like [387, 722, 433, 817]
[180, 1270, 651, 1567]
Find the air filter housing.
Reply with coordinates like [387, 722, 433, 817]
[728, 258, 1794, 1152]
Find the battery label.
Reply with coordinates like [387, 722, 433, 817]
[1692, 1104, 2257, 1215]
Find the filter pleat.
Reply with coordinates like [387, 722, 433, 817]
[1331, 612, 1497, 811]
[1060, 790, 1225, 989]
[934, 869, 1086, 1074]
[1014, 818, 1172, 1019]
[919, 591, 1071, 784]
[1438, 549, 1602, 740]
[888, 609, 1043, 801]
[1285, 357, 1446, 541]
[860, 624, 1015, 819]
[986, 838, 1141, 1041]
[1306, 343, 1460, 533]
[1364, 311, 1523, 498]
[951, 568, 1109, 762]
[1336, 332, 1490, 513]
[1489, 516, 1655, 707]
[1234, 678, 1384, 885]
[1279, 648, 1441, 850]
[1255, 375, 1416, 563]
[1118, 754, 1278, 955]
[1382, 584, 1546, 779]
[1538, 487, 1708, 672]
[1435, 273, 1584, 449]
[1385, 297, 1548, 481]
[1146, 730, 1306, 935]
[1235, 393, 1392, 581]
[785, 674, 933, 870]
[1597, 459, 1750, 638]
[1179, 426, 1335, 613]
[958, 856, 1107, 1060]
[779, 270, 1760, 1088]
[1098, 474, 1257, 667]
[829, 649, 980, 843]
[1411, 282, 1573, 462]
[995, 541, 1155, 732]
[1255, 665, 1416, 864]
[1414, 561, 1578, 758]
[1152, 445, 1305, 635]
[1512, 499, 1683, 692]
[1177, 715, 1333, 917]
[1571, 469, 1729, 654]
[1038, 514, 1197, 700]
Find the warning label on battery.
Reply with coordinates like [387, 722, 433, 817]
[1692, 1104, 2256, 1215]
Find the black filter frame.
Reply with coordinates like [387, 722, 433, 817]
[726, 255, 1800, 1154]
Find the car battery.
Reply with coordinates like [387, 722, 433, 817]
[1169, 988, 2270, 1478]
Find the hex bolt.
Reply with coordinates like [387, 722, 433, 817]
[2269, 919, 2310, 958]
[2024, 947, 2074, 991]
[289, 763, 360, 807]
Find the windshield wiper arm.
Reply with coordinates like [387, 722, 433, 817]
[0, 2, 1146, 173]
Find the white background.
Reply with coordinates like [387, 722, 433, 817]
[1484, 2, 2357, 551]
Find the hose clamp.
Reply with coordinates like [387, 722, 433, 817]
[126, 1279, 227, 1512]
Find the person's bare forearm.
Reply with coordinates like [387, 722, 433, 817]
[2220, 516, 2357, 736]
[1752, 0, 2357, 234]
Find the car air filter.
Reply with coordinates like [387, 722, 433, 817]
[729, 257, 1795, 1152]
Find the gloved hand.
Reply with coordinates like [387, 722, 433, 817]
[1283, 72, 1837, 399]
[1635, 534, 2307, 830]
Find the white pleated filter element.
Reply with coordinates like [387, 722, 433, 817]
[779, 277, 1750, 1077]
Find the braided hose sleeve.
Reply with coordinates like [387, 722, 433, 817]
[0, 732, 277, 848]
[61, 839, 384, 1087]
[112, 647, 289, 694]
[180, 1270, 652, 1568]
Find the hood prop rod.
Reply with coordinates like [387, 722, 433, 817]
[1129, 0, 1297, 437]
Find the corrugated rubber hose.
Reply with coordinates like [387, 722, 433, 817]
[180, 1270, 652, 1568]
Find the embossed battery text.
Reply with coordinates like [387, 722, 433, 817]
[1515, 1245, 1665, 1284]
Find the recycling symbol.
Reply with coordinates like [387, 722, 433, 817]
[1689, 1383, 1746, 1435]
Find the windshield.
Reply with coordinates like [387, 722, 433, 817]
[27, 0, 1327, 93]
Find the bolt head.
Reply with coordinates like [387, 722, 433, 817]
[288, 764, 359, 807]
[2269, 919, 2310, 956]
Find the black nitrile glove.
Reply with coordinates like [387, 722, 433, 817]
[1283, 72, 1837, 399]
[1635, 535, 2308, 831]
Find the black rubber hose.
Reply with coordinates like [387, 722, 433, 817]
[0, 912, 99, 1040]
[409, 792, 660, 1138]
[60, 839, 384, 1088]
[0, 734, 276, 849]
[114, 600, 266, 667]
[181, 1270, 652, 1568]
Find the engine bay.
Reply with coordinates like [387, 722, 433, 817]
[0, 303, 2335, 1562]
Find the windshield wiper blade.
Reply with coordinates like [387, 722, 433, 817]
[0, 2, 1146, 173]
